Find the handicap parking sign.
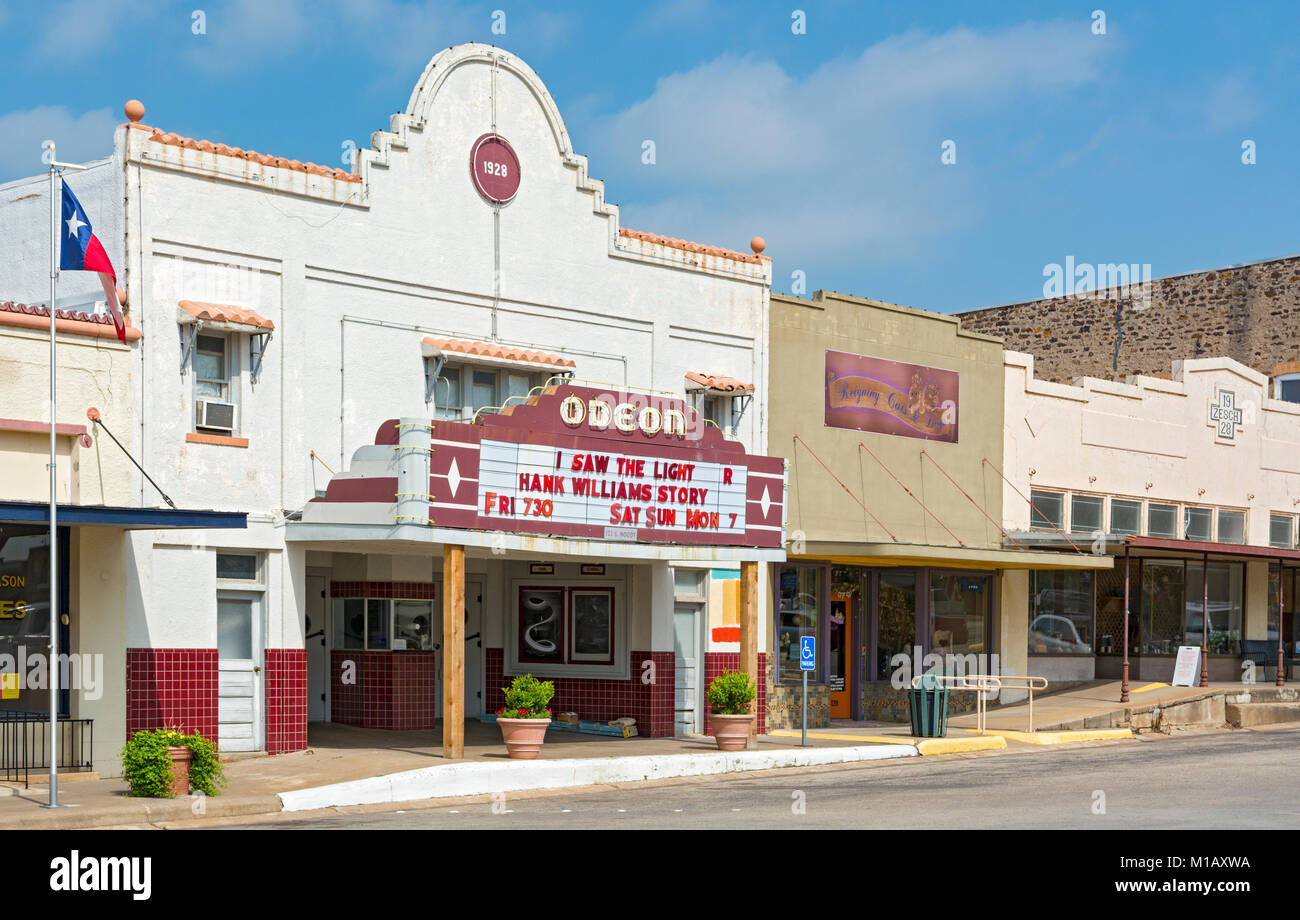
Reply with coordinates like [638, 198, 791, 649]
[800, 636, 816, 671]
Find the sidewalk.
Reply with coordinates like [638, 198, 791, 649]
[0, 721, 906, 829]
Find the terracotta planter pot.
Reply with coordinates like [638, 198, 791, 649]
[498, 717, 551, 759]
[710, 713, 755, 751]
[167, 746, 192, 797]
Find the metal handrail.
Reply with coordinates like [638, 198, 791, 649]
[910, 673, 1050, 734]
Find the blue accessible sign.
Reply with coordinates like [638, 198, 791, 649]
[800, 636, 816, 671]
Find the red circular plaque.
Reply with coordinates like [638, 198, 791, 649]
[470, 133, 521, 205]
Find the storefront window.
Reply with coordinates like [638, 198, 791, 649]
[876, 570, 916, 681]
[1184, 507, 1212, 541]
[333, 598, 365, 649]
[1094, 566, 1136, 656]
[929, 574, 989, 665]
[393, 600, 433, 650]
[1110, 500, 1141, 536]
[1184, 561, 1243, 654]
[1029, 570, 1094, 654]
[778, 566, 819, 682]
[1267, 569, 1297, 648]
[0, 528, 52, 638]
[1071, 495, 1103, 534]
[1141, 560, 1184, 655]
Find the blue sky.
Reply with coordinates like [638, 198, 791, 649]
[1, 0, 1296, 312]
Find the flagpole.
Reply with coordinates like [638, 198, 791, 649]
[47, 153, 59, 807]
[44, 151, 87, 809]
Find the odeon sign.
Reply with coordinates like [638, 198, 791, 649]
[558, 394, 691, 439]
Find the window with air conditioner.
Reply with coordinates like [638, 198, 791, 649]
[194, 333, 238, 434]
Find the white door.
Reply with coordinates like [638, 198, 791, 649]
[434, 579, 484, 718]
[306, 575, 328, 722]
[217, 593, 263, 752]
[674, 604, 702, 735]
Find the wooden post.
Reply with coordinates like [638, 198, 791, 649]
[442, 544, 465, 760]
[740, 560, 759, 750]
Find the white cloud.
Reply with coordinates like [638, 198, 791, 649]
[0, 106, 117, 183]
[1202, 75, 1260, 133]
[36, 0, 157, 59]
[579, 22, 1114, 279]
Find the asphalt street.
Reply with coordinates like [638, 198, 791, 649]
[219, 725, 1300, 830]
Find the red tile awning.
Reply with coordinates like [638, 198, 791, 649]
[1124, 535, 1300, 561]
[420, 336, 575, 371]
[178, 300, 275, 331]
[685, 371, 754, 394]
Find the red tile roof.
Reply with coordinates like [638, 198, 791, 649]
[619, 228, 768, 265]
[132, 123, 360, 183]
[179, 300, 275, 331]
[685, 371, 754, 393]
[0, 300, 141, 342]
[422, 336, 575, 369]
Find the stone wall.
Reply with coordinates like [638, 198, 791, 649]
[958, 256, 1300, 383]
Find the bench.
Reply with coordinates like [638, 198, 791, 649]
[1240, 640, 1298, 680]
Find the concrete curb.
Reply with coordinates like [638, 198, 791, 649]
[0, 793, 285, 830]
[964, 728, 1133, 745]
[276, 744, 918, 812]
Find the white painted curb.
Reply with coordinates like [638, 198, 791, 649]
[276, 743, 917, 812]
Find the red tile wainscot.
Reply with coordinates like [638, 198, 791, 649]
[704, 652, 767, 736]
[329, 649, 437, 730]
[265, 648, 308, 754]
[126, 648, 218, 743]
[485, 649, 675, 738]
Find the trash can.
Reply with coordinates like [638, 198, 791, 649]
[907, 674, 949, 738]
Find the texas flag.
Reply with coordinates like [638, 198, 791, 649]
[60, 182, 125, 343]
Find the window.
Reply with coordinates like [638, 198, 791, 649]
[569, 589, 614, 664]
[1184, 507, 1212, 542]
[1184, 561, 1243, 654]
[703, 395, 734, 435]
[1070, 495, 1103, 534]
[1030, 490, 1064, 531]
[1217, 509, 1246, 544]
[194, 333, 238, 433]
[393, 600, 434, 651]
[876, 570, 916, 680]
[330, 596, 433, 651]
[1110, 499, 1141, 536]
[1141, 560, 1185, 655]
[334, 598, 365, 649]
[1029, 570, 1095, 654]
[216, 553, 258, 581]
[778, 566, 820, 682]
[929, 574, 990, 664]
[430, 364, 547, 420]
[433, 367, 461, 420]
[1276, 373, 1300, 404]
[1147, 503, 1178, 539]
[1270, 514, 1296, 549]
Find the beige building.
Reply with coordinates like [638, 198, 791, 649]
[765, 291, 1109, 724]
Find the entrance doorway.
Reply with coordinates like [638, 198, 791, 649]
[217, 592, 264, 752]
[305, 574, 328, 722]
[828, 591, 852, 717]
[434, 578, 484, 718]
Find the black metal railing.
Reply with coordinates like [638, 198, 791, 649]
[0, 713, 94, 788]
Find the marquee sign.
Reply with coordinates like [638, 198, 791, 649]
[318, 385, 786, 549]
[824, 349, 959, 442]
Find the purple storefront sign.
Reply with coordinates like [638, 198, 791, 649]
[824, 349, 959, 442]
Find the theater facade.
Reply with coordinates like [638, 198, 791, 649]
[1, 42, 779, 773]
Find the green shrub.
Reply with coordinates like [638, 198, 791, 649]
[707, 670, 756, 715]
[120, 728, 226, 798]
[499, 673, 555, 719]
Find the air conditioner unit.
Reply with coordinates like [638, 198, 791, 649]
[195, 399, 236, 432]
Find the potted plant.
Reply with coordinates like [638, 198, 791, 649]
[707, 669, 756, 751]
[121, 728, 226, 798]
[496, 673, 555, 759]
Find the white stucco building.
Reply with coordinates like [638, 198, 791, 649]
[1002, 351, 1300, 683]
[1, 43, 783, 775]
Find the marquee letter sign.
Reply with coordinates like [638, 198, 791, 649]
[317, 385, 785, 549]
[824, 349, 959, 442]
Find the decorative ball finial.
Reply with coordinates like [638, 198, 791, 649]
[86, 407, 101, 422]
[124, 100, 145, 123]
[750, 236, 766, 255]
